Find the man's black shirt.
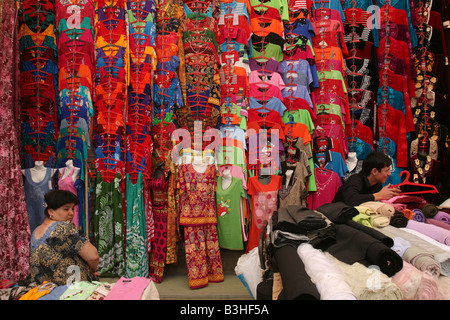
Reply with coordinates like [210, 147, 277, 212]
[332, 173, 382, 206]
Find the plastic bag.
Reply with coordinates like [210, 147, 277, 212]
[234, 247, 262, 299]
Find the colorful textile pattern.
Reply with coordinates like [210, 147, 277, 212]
[29, 221, 96, 285]
[19, 0, 59, 167]
[178, 163, 223, 288]
[93, 172, 125, 277]
[148, 173, 170, 283]
[0, 0, 31, 282]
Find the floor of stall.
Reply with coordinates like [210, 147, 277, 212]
[101, 246, 253, 300]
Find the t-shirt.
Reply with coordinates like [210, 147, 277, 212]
[216, 176, 247, 250]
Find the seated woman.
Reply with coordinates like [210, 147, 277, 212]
[29, 190, 99, 285]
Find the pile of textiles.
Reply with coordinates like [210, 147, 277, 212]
[0, 277, 159, 300]
[247, 201, 450, 300]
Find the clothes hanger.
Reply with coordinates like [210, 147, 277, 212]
[392, 170, 438, 195]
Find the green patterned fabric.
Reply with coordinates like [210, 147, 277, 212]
[125, 173, 149, 278]
[94, 172, 124, 277]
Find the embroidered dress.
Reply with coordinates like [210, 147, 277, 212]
[93, 172, 125, 277]
[29, 221, 96, 285]
[148, 173, 170, 283]
[178, 164, 224, 289]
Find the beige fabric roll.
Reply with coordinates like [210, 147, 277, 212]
[361, 201, 396, 217]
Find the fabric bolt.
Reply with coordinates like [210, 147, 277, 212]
[405, 220, 450, 246]
[328, 254, 403, 300]
[324, 222, 402, 277]
[421, 203, 440, 218]
[360, 201, 395, 217]
[391, 236, 411, 257]
[427, 219, 450, 231]
[378, 225, 450, 277]
[272, 205, 327, 234]
[297, 243, 357, 300]
[389, 211, 409, 228]
[412, 209, 426, 222]
[392, 261, 444, 300]
[274, 245, 320, 300]
[316, 201, 359, 224]
[402, 245, 442, 277]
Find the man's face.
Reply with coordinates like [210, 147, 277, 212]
[373, 166, 392, 184]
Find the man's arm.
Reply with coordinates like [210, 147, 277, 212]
[334, 175, 375, 206]
[373, 184, 401, 201]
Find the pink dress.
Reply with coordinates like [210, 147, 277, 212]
[58, 167, 80, 228]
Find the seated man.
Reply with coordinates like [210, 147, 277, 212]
[332, 151, 401, 206]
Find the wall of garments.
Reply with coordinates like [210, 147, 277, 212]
[5, 0, 450, 288]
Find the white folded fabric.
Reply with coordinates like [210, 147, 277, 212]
[297, 243, 356, 300]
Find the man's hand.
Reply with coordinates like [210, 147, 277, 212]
[373, 184, 401, 201]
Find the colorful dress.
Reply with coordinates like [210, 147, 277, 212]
[148, 173, 170, 283]
[93, 172, 124, 277]
[125, 173, 149, 278]
[247, 175, 281, 252]
[29, 221, 96, 285]
[178, 164, 224, 289]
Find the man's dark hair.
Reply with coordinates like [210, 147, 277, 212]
[44, 190, 79, 217]
[361, 151, 392, 177]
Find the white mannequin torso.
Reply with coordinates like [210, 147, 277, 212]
[22, 161, 56, 189]
[221, 168, 232, 190]
[59, 159, 80, 181]
[23, 161, 57, 182]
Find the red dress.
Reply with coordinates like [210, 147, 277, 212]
[178, 164, 224, 289]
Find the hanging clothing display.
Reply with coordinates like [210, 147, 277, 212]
[2, 0, 450, 298]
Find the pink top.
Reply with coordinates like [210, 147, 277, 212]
[307, 168, 341, 210]
[104, 277, 151, 300]
[58, 167, 79, 228]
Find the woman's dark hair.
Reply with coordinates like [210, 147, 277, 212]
[44, 190, 79, 217]
[361, 151, 392, 177]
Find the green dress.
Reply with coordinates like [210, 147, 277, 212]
[124, 173, 149, 278]
[215, 176, 246, 250]
[94, 172, 124, 277]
